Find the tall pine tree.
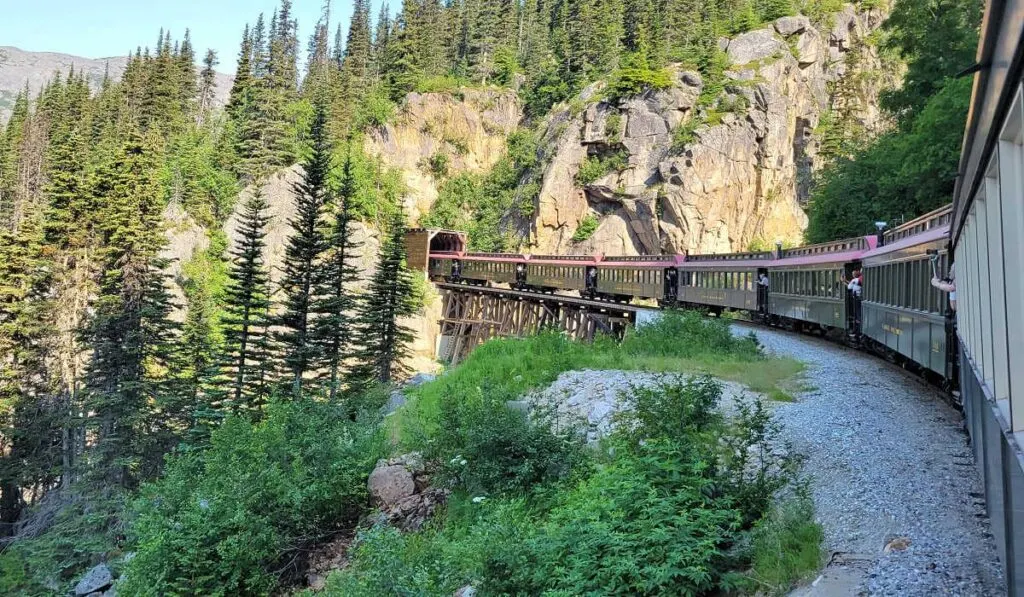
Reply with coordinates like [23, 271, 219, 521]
[220, 184, 274, 416]
[349, 209, 417, 389]
[314, 144, 362, 402]
[275, 100, 331, 398]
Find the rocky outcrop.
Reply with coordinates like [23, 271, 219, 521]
[364, 89, 521, 224]
[531, 3, 891, 256]
[74, 563, 114, 596]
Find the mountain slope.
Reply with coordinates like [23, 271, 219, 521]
[0, 45, 232, 121]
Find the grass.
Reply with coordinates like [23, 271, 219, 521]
[749, 491, 826, 594]
[394, 311, 803, 446]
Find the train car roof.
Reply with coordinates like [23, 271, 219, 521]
[769, 249, 869, 267]
[600, 255, 686, 267]
[862, 224, 949, 260]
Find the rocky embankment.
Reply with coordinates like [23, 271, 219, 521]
[356, 5, 895, 256]
[533, 6, 892, 255]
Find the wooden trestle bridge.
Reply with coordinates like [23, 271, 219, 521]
[435, 283, 645, 364]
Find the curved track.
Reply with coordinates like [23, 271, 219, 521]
[733, 323, 1004, 595]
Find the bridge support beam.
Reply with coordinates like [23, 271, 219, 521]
[437, 285, 636, 364]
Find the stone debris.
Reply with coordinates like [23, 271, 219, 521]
[732, 323, 1004, 596]
[525, 370, 757, 443]
[74, 563, 113, 596]
[367, 453, 449, 532]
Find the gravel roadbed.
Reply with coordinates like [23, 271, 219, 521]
[732, 323, 1004, 596]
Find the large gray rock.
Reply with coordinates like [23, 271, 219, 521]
[368, 464, 415, 508]
[774, 15, 811, 37]
[382, 391, 407, 416]
[796, 28, 822, 67]
[624, 98, 669, 138]
[74, 564, 113, 596]
[727, 28, 785, 65]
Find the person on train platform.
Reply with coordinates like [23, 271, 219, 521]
[931, 263, 956, 311]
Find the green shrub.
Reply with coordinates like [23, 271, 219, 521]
[424, 151, 450, 177]
[622, 309, 761, 360]
[748, 491, 824, 593]
[120, 400, 385, 596]
[431, 380, 587, 496]
[414, 75, 466, 94]
[571, 214, 600, 242]
[605, 52, 674, 101]
[354, 87, 396, 129]
[0, 494, 124, 596]
[575, 149, 628, 186]
[672, 119, 699, 152]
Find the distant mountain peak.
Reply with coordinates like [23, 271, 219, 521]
[0, 45, 232, 122]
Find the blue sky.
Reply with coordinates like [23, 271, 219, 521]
[1, 1, 385, 74]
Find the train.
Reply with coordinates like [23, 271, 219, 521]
[409, 203, 957, 386]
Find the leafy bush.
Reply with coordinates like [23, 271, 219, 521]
[575, 149, 628, 186]
[423, 151, 450, 177]
[414, 75, 467, 94]
[120, 400, 384, 596]
[622, 309, 762, 360]
[485, 439, 745, 595]
[605, 52, 673, 101]
[0, 493, 125, 596]
[354, 87, 396, 129]
[571, 214, 600, 242]
[432, 388, 587, 496]
[748, 491, 824, 593]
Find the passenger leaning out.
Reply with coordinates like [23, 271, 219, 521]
[931, 263, 956, 312]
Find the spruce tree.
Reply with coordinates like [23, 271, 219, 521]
[349, 209, 417, 389]
[227, 25, 254, 121]
[314, 145, 362, 402]
[340, 0, 373, 99]
[83, 128, 179, 487]
[220, 184, 274, 416]
[0, 208, 58, 527]
[198, 49, 219, 120]
[0, 88, 30, 229]
[275, 100, 332, 398]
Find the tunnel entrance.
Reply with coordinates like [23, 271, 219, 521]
[405, 228, 467, 271]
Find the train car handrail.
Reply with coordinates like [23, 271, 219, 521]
[685, 251, 773, 262]
[883, 204, 953, 243]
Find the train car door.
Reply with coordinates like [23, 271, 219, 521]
[756, 267, 769, 315]
[585, 266, 598, 298]
[843, 261, 861, 336]
[663, 267, 678, 304]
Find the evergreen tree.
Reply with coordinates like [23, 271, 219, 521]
[198, 49, 219, 120]
[220, 184, 273, 416]
[83, 128, 179, 487]
[372, 1, 392, 82]
[314, 145, 362, 403]
[349, 209, 417, 389]
[341, 0, 373, 99]
[227, 24, 254, 121]
[0, 88, 30, 229]
[275, 101, 332, 398]
[0, 208, 58, 527]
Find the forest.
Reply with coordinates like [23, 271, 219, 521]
[0, 0, 982, 593]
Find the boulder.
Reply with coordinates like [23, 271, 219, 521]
[796, 29, 822, 67]
[774, 15, 810, 37]
[726, 29, 785, 65]
[382, 391, 407, 416]
[407, 372, 437, 387]
[368, 464, 415, 508]
[454, 585, 478, 597]
[74, 564, 113, 596]
[624, 98, 669, 138]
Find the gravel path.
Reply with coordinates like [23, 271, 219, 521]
[732, 323, 1004, 596]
